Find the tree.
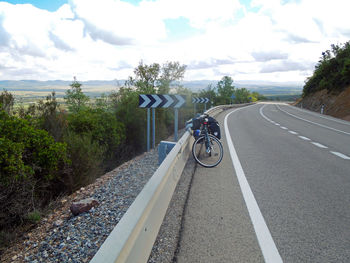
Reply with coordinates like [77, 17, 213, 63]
[216, 76, 235, 104]
[303, 41, 350, 96]
[199, 84, 217, 108]
[234, 88, 251, 103]
[64, 77, 90, 113]
[0, 89, 14, 114]
[127, 60, 187, 94]
[158, 61, 186, 94]
[127, 61, 160, 93]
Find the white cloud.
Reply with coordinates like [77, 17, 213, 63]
[0, 0, 349, 84]
[70, 0, 167, 45]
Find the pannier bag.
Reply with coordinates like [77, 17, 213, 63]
[193, 129, 201, 139]
[208, 117, 221, 139]
[192, 117, 201, 130]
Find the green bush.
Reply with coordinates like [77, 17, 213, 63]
[0, 110, 68, 185]
[111, 88, 147, 155]
[62, 132, 104, 192]
[0, 109, 69, 231]
[67, 107, 125, 167]
[303, 41, 350, 96]
[26, 211, 41, 224]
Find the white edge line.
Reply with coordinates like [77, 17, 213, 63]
[330, 151, 350, 160]
[225, 106, 283, 263]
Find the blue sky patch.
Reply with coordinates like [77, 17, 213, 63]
[4, 0, 68, 11]
[164, 16, 201, 41]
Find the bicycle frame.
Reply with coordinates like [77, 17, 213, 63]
[202, 118, 211, 153]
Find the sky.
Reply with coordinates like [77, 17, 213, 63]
[0, 0, 349, 86]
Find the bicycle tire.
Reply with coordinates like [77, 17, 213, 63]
[192, 134, 223, 168]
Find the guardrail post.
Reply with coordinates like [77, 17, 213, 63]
[158, 141, 177, 165]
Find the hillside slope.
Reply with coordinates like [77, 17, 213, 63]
[296, 86, 350, 121]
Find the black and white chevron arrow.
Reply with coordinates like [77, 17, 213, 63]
[139, 94, 186, 108]
[192, 97, 210, 104]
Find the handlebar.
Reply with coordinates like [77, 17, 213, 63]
[186, 113, 210, 132]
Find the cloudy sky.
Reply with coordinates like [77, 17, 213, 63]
[0, 0, 349, 85]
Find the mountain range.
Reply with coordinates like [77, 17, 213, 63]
[0, 79, 303, 96]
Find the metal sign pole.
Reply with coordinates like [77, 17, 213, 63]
[147, 108, 150, 151]
[152, 108, 155, 149]
[139, 94, 185, 146]
[174, 108, 178, 142]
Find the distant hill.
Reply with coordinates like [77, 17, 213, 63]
[0, 79, 302, 97]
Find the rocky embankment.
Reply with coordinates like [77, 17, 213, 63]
[1, 149, 160, 263]
[296, 86, 350, 121]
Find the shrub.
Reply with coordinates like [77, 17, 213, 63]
[0, 110, 68, 185]
[61, 132, 104, 192]
[0, 109, 69, 230]
[67, 107, 125, 169]
[303, 41, 350, 96]
[26, 211, 41, 224]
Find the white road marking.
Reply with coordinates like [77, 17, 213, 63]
[330, 151, 350, 160]
[260, 105, 349, 162]
[287, 105, 350, 126]
[277, 105, 350, 136]
[225, 107, 283, 263]
[275, 123, 280, 126]
[311, 142, 328, 149]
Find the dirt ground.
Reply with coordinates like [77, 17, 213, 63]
[295, 86, 350, 121]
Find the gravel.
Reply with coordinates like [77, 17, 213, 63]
[2, 149, 160, 263]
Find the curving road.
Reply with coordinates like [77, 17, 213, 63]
[177, 103, 350, 262]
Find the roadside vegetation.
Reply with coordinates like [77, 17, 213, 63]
[0, 61, 264, 251]
[303, 41, 350, 97]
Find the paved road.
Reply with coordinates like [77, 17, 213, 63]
[177, 103, 350, 262]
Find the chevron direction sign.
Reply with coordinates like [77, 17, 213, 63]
[139, 94, 186, 108]
[192, 97, 210, 104]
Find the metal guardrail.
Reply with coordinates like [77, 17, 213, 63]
[90, 103, 252, 263]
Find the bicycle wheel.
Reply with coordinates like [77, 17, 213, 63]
[192, 134, 223, 168]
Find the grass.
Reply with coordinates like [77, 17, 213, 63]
[26, 211, 41, 224]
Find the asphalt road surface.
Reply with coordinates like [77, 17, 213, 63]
[177, 103, 350, 262]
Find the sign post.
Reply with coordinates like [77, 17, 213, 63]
[139, 94, 186, 149]
[147, 108, 150, 151]
[192, 97, 210, 114]
[174, 108, 178, 141]
[152, 108, 155, 149]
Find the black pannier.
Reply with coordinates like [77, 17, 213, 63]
[208, 117, 221, 139]
[192, 117, 201, 130]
